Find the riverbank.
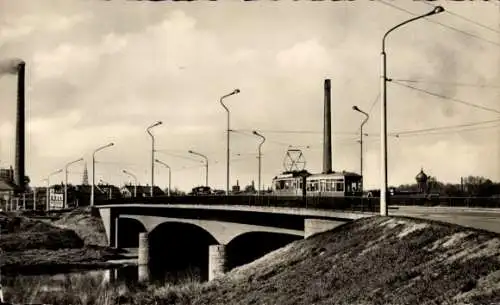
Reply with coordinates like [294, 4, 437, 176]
[6, 215, 500, 304]
[0, 207, 129, 275]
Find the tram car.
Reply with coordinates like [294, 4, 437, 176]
[272, 170, 363, 197]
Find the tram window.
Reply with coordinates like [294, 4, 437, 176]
[320, 180, 326, 192]
[335, 181, 344, 192]
[298, 180, 303, 189]
[315, 181, 320, 192]
[276, 180, 286, 190]
[326, 180, 333, 191]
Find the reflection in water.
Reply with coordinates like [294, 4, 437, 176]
[2, 264, 203, 302]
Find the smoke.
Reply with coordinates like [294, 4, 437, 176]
[0, 58, 25, 75]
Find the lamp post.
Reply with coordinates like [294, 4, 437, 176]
[122, 169, 138, 197]
[352, 106, 369, 193]
[220, 89, 240, 195]
[188, 150, 208, 187]
[91, 142, 114, 207]
[155, 159, 171, 196]
[252, 131, 266, 195]
[64, 158, 83, 209]
[46, 169, 62, 211]
[380, 6, 444, 216]
[147, 121, 162, 197]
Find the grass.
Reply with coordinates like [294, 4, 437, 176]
[7, 215, 500, 304]
[2, 270, 202, 305]
[51, 207, 109, 246]
[6, 211, 500, 304]
[0, 209, 126, 276]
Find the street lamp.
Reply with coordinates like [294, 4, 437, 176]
[147, 121, 162, 197]
[380, 6, 444, 216]
[220, 89, 240, 195]
[155, 159, 171, 196]
[352, 106, 369, 193]
[64, 158, 84, 209]
[252, 131, 266, 195]
[188, 150, 208, 187]
[46, 169, 62, 211]
[91, 142, 114, 207]
[122, 169, 138, 197]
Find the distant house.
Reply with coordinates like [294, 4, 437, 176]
[120, 184, 165, 198]
[96, 184, 122, 200]
[0, 179, 16, 211]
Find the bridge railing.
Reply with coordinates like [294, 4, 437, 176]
[99, 195, 381, 213]
[98, 194, 500, 210]
[390, 196, 500, 208]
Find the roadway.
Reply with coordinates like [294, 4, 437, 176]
[391, 205, 500, 234]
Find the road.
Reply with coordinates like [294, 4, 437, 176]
[390, 205, 500, 234]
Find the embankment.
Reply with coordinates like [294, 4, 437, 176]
[0, 208, 126, 275]
[124, 215, 500, 305]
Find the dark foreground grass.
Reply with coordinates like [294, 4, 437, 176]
[3, 269, 202, 305]
[7, 215, 500, 304]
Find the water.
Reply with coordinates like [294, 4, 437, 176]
[1, 265, 203, 304]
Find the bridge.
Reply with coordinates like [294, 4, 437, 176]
[96, 195, 500, 281]
[96, 195, 377, 281]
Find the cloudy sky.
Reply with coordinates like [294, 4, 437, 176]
[0, 0, 499, 192]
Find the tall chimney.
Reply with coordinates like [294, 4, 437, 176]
[322, 79, 332, 174]
[14, 61, 25, 193]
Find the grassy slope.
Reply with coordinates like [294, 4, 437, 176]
[129, 216, 500, 305]
[51, 207, 109, 246]
[0, 209, 123, 275]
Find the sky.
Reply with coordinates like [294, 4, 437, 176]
[0, 0, 499, 192]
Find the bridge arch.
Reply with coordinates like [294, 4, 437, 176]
[118, 215, 303, 245]
[148, 221, 219, 282]
[225, 231, 303, 270]
[117, 217, 147, 248]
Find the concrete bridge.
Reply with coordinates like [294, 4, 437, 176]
[96, 202, 375, 281]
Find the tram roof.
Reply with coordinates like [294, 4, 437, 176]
[273, 170, 361, 180]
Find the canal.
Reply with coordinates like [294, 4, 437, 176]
[1, 259, 204, 304]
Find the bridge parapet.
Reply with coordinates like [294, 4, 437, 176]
[99, 195, 380, 213]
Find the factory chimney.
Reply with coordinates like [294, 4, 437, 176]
[322, 79, 332, 174]
[14, 61, 26, 193]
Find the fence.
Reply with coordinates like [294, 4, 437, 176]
[101, 195, 381, 213]
[100, 194, 500, 210]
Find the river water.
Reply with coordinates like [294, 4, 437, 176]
[1, 264, 203, 304]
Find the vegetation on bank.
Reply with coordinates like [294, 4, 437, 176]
[5, 215, 500, 304]
[0, 208, 125, 275]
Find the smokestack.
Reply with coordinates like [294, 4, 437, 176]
[322, 79, 332, 174]
[14, 61, 25, 193]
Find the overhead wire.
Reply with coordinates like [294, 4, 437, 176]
[391, 80, 500, 115]
[391, 79, 500, 89]
[376, 0, 500, 47]
[421, 0, 500, 34]
[393, 123, 500, 138]
[367, 92, 381, 116]
[390, 118, 500, 136]
[233, 129, 357, 136]
[155, 150, 202, 163]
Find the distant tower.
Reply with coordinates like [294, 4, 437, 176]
[415, 167, 428, 194]
[82, 162, 89, 186]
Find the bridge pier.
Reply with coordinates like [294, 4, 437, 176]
[208, 244, 227, 281]
[138, 232, 150, 282]
[304, 218, 345, 238]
